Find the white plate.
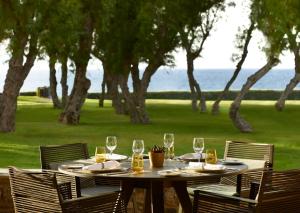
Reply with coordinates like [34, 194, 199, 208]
[178, 153, 205, 162]
[158, 170, 181, 177]
[92, 154, 128, 161]
[61, 164, 85, 169]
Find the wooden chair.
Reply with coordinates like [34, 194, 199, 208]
[8, 167, 126, 213]
[40, 143, 120, 198]
[187, 141, 274, 196]
[193, 169, 300, 213]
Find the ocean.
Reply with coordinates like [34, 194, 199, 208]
[0, 68, 297, 93]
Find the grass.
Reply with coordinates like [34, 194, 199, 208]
[0, 96, 300, 170]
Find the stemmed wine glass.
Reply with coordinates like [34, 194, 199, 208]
[164, 133, 174, 160]
[106, 136, 117, 158]
[193, 138, 205, 162]
[132, 139, 144, 154]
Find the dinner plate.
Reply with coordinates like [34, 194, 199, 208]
[91, 154, 128, 161]
[105, 154, 128, 161]
[61, 164, 85, 169]
[158, 170, 181, 177]
[178, 153, 205, 162]
[83, 167, 123, 173]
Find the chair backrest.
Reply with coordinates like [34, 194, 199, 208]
[40, 143, 89, 169]
[224, 141, 274, 167]
[256, 169, 300, 212]
[8, 167, 63, 213]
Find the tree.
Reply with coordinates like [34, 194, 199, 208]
[229, 0, 285, 132]
[177, 0, 225, 112]
[59, 0, 99, 124]
[0, 0, 48, 132]
[273, 0, 300, 111]
[212, 19, 255, 115]
[39, 0, 81, 109]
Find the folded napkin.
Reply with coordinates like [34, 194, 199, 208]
[187, 162, 204, 169]
[82, 161, 120, 171]
[204, 164, 225, 170]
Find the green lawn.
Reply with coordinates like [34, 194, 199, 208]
[0, 96, 299, 170]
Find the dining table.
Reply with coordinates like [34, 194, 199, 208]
[58, 157, 262, 213]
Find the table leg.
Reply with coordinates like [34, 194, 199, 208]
[172, 181, 192, 213]
[151, 181, 164, 213]
[121, 180, 135, 207]
[144, 186, 152, 213]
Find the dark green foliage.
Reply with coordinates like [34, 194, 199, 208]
[86, 90, 300, 100]
[150, 145, 165, 153]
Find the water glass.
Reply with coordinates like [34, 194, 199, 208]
[95, 146, 106, 163]
[164, 133, 174, 160]
[193, 138, 205, 162]
[205, 149, 218, 164]
[131, 139, 144, 172]
[106, 136, 117, 156]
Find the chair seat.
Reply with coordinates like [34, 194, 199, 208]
[188, 183, 238, 197]
[81, 185, 120, 197]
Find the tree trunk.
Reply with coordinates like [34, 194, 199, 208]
[0, 35, 37, 132]
[186, 53, 206, 112]
[229, 57, 279, 133]
[212, 22, 255, 115]
[99, 69, 106, 107]
[49, 55, 62, 109]
[60, 56, 69, 108]
[275, 73, 300, 111]
[59, 66, 91, 124]
[59, 15, 93, 125]
[275, 46, 300, 111]
[131, 61, 141, 106]
[119, 74, 149, 124]
[111, 75, 126, 114]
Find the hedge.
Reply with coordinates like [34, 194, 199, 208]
[86, 90, 300, 100]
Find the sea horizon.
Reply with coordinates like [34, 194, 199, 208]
[0, 68, 297, 93]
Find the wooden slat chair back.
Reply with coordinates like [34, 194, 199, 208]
[224, 140, 274, 166]
[193, 169, 300, 213]
[40, 143, 89, 170]
[256, 169, 300, 212]
[40, 143, 121, 198]
[9, 167, 64, 212]
[187, 141, 274, 199]
[8, 167, 126, 213]
[220, 141, 274, 187]
[40, 143, 94, 197]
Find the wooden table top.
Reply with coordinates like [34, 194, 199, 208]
[58, 159, 252, 181]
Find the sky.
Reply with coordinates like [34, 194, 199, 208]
[0, 1, 294, 76]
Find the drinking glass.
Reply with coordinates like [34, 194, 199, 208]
[106, 136, 117, 157]
[132, 139, 144, 154]
[205, 149, 218, 164]
[164, 133, 174, 160]
[131, 140, 144, 172]
[193, 138, 205, 162]
[95, 146, 106, 163]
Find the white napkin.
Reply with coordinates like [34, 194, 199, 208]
[204, 164, 225, 170]
[187, 162, 204, 169]
[82, 161, 120, 171]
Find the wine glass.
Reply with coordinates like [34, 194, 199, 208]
[193, 138, 204, 162]
[164, 133, 174, 160]
[106, 136, 117, 158]
[132, 139, 144, 154]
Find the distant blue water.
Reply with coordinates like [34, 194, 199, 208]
[0, 68, 297, 93]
